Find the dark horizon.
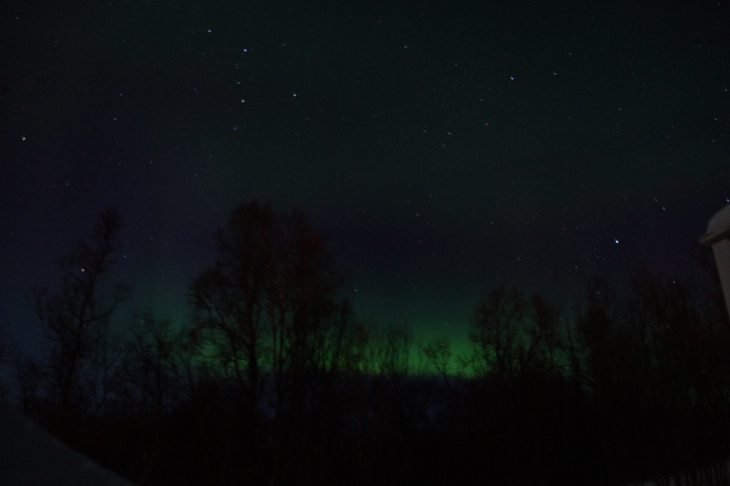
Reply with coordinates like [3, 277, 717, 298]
[3, 198, 730, 486]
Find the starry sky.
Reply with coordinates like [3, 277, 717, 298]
[1, 0, 729, 355]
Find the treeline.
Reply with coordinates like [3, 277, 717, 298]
[5, 200, 730, 486]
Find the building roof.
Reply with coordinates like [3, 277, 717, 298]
[700, 203, 730, 246]
[0, 400, 136, 486]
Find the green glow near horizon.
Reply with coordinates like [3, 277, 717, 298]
[130, 271, 479, 376]
[129, 273, 579, 379]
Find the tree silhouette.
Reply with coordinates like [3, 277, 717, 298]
[524, 292, 565, 378]
[27, 206, 131, 437]
[468, 286, 527, 381]
[423, 335, 452, 382]
[11, 201, 730, 486]
[189, 199, 354, 484]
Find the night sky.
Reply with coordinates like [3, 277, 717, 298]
[1, 0, 729, 356]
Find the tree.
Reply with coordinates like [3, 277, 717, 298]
[104, 311, 198, 484]
[575, 277, 623, 401]
[423, 335, 453, 382]
[189, 199, 353, 484]
[113, 311, 182, 416]
[468, 287, 569, 383]
[28, 206, 131, 434]
[469, 286, 526, 381]
[524, 292, 565, 378]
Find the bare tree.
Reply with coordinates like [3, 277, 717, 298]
[189, 199, 353, 485]
[524, 292, 565, 377]
[575, 277, 624, 401]
[29, 206, 131, 433]
[423, 335, 452, 382]
[189, 200, 275, 414]
[469, 286, 527, 381]
[113, 311, 181, 416]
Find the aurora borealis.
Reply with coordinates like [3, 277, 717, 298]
[1, 0, 729, 357]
